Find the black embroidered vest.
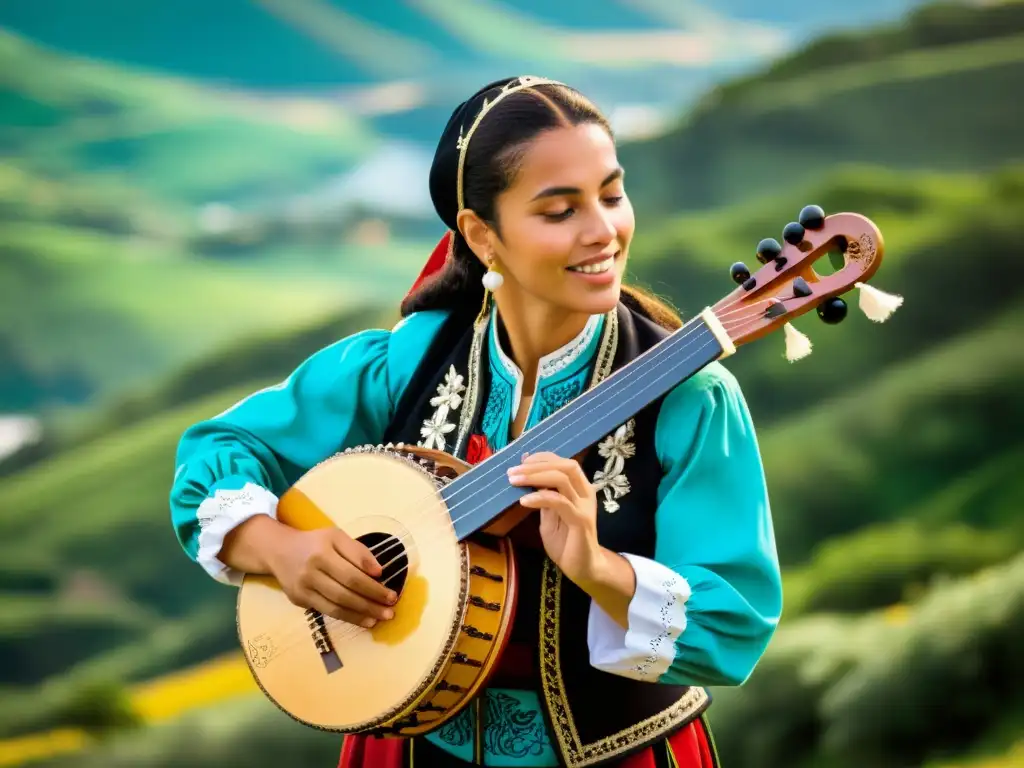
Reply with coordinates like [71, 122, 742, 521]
[382, 302, 711, 768]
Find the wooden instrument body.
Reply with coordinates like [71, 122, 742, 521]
[236, 444, 518, 736]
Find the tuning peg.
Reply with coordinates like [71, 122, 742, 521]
[782, 221, 805, 245]
[756, 238, 782, 264]
[798, 205, 825, 230]
[816, 297, 847, 324]
[730, 261, 751, 284]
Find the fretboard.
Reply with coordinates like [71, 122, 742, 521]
[442, 314, 725, 540]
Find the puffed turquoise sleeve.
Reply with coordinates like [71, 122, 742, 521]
[587, 361, 782, 687]
[169, 310, 450, 585]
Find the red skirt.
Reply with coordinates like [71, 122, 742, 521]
[337, 717, 716, 767]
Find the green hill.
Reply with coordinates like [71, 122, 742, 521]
[0, 133, 429, 415]
[0, 212, 414, 412]
[763, 301, 1024, 561]
[0, 29, 376, 205]
[6, 0, 1019, 418]
[0, 29, 429, 415]
[620, 0, 1024, 213]
[707, 550, 1024, 768]
[0, 0, 927, 119]
[627, 163, 1024, 427]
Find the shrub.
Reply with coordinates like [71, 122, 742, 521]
[709, 553, 1024, 768]
[783, 521, 1019, 616]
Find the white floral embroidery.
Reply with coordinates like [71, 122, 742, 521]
[420, 408, 457, 450]
[538, 313, 601, 378]
[592, 419, 635, 513]
[630, 576, 684, 679]
[586, 554, 690, 682]
[196, 485, 261, 530]
[430, 366, 465, 411]
[418, 365, 465, 451]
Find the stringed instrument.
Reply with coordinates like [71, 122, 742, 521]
[236, 207, 897, 737]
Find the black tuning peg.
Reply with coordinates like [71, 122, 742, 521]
[798, 204, 825, 230]
[782, 221, 805, 245]
[792, 277, 812, 298]
[756, 238, 782, 264]
[730, 262, 751, 284]
[817, 297, 848, 324]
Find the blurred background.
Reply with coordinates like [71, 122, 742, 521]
[0, 0, 1021, 766]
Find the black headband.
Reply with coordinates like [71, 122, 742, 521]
[428, 75, 566, 232]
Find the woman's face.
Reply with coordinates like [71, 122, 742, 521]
[489, 122, 634, 317]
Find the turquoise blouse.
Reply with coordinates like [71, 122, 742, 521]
[170, 308, 782, 767]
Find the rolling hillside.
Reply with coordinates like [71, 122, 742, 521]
[628, 162, 1024, 432]
[0, 28, 405, 413]
[2, 0, 1011, 418]
[0, 0, 926, 103]
[620, 0, 1024, 212]
[0, 29, 377, 205]
[0, 207, 417, 412]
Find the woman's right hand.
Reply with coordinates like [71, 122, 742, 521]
[268, 527, 398, 628]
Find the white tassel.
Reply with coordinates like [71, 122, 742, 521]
[855, 282, 903, 323]
[783, 322, 813, 362]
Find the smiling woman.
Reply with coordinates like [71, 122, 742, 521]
[170, 75, 783, 768]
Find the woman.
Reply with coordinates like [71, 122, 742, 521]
[170, 75, 782, 768]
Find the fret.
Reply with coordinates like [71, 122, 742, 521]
[444, 317, 724, 540]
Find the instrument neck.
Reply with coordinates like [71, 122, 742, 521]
[442, 314, 725, 540]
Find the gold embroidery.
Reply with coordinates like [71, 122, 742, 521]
[452, 312, 488, 458]
[539, 560, 710, 768]
[456, 76, 565, 212]
[666, 739, 680, 768]
[588, 308, 617, 390]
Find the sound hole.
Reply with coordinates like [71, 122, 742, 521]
[356, 531, 410, 596]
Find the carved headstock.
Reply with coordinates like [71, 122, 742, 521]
[710, 205, 901, 360]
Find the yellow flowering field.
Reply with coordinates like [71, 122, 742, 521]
[0, 653, 256, 767]
[129, 652, 257, 722]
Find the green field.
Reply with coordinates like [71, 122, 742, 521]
[620, 2, 1024, 213]
[0, 214, 422, 412]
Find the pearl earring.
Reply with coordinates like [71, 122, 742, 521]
[481, 258, 504, 291]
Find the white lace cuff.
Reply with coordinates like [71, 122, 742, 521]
[586, 553, 691, 682]
[196, 482, 279, 586]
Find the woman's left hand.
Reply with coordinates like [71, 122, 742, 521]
[507, 452, 605, 585]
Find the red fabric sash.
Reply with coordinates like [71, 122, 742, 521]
[404, 230, 454, 302]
